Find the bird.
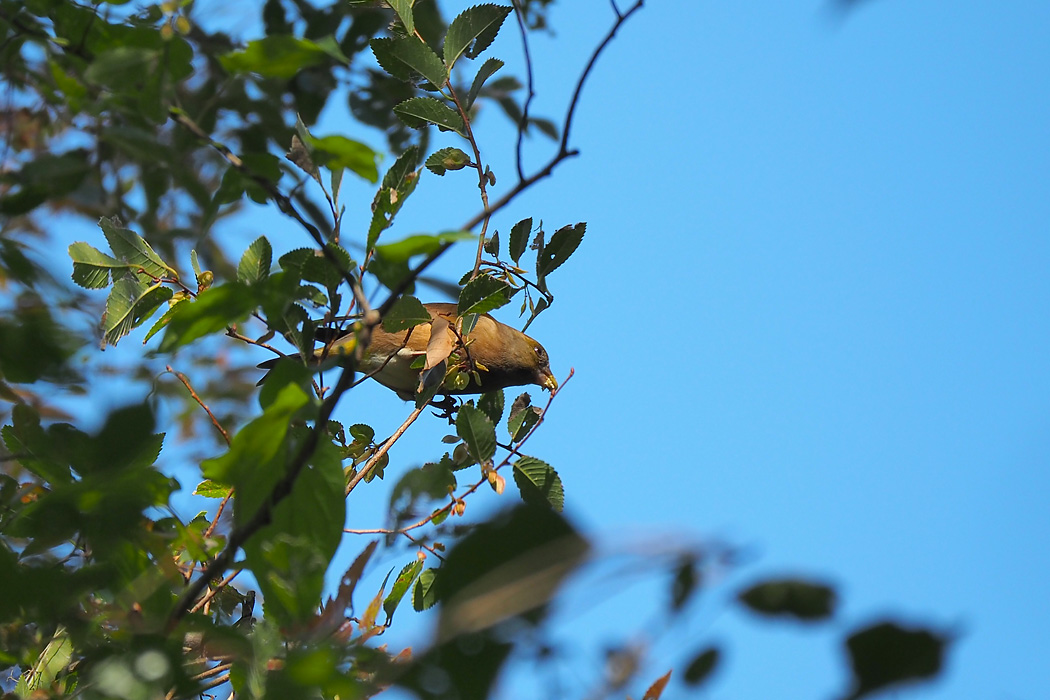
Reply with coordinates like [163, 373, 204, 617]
[260, 303, 557, 400]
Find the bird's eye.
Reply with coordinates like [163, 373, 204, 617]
[534, 345, 544, 358]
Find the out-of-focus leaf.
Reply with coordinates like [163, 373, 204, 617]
[220, 36, 335, 78]
[683, 647, 720, 687]
[737, 579, 837, 621]
[375, 231, 475, 264]
[435, 504, 589, 638]
[842, 621, 949, 700]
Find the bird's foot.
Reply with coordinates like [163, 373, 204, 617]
[430, 395, 459, 423]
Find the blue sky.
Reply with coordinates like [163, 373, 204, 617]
[328, 1, 1047, 698]
[50, 0, 1048, 697]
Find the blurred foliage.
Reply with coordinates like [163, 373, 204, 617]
[0, 1, 949, 699]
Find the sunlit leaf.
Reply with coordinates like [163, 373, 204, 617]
[512, 457, 563, 511]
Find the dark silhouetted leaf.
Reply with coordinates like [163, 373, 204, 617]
[683, 647, 720, 686]
[509, 217, 532, 264]
[842, 621, 949, 700]
[737, 578, 837, 621]
[537, 222, 585, 280]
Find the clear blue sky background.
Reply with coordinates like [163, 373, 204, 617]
[58, 0, 1050, 698]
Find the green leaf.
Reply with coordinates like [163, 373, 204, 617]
[412, 569, 438, 611]
[383, 559, 424, 623]
[844, 622, 949, 700]
[425, 147, 472, 176]
[68, 242, 127, 289]
[393, 97, 465, 135]
[242, 435, 345, 626]
[478, 389, 505, 427]
[201, 384, 310, 496]
[456, 404, 496, 463]
[142, 298, 188, 344]
[103, 276, 174, 346]
[370, 37, 447, 88]
[383, 295, 432, 332]
[508, 393, 540, 442]
[537, 222, 585, 279]
[390, 0, 415, 35]
[219, 36, 333, 78]
[443, 4, 512, 70]
[683, 647, 720, 687]
[458, 274, 513, 316]
[512, 457, 563, 511]
[466, 57, 503, 109]
[737, 579, 837, 621]
[367, 147, 421, 252]
[99, 217, 177, 281]
[193, 479, 230, 498]
[375, 230, 476, 263]
[158, 283, 257, 352]
[509, 217, 532, 264]
[238, 236, 273, 285]
[310, 135, 378, 182]
[294, 120, 380, 184]
[84, 46, 159, 87]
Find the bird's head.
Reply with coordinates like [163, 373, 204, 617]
[471, 318, 558, 393]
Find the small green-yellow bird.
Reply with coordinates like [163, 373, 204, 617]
[262, 303, 556, 400]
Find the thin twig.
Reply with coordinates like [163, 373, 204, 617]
[167, 365, 230, 445]
[188, 569, 242, 614]
[345, 402, 428, 496]
[509, 0, 537, 182]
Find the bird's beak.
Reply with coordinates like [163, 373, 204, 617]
[541, 371, 558, 392]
